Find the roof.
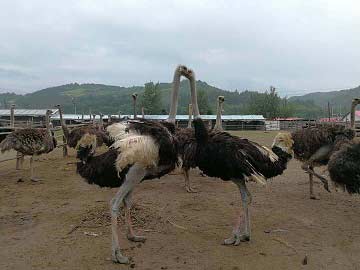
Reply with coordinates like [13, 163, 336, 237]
[341, 110, 360, 122]
[319, 117, 342, 122]
[0, 109, 58, 116]
[274, 117, 304, 121]
[51, 114, 265, 121]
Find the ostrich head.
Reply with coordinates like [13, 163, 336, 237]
[132, 93, 138, 100]
[76, 134, 97, 163]
[218, 96, 225, 103]
[272, 133, 294, 156]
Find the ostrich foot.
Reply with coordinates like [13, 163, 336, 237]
[112, 248, 130, 264]
[310, 195, 320, 200]
[127, 233, 146, 243]
[223, 232, 250, 246]
[30, 177, 41, 182]
[185, 186, 198, 193]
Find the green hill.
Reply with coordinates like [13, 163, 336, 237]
[1, 81, 359, 118]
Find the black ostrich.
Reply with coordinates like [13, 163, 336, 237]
[328, 98, 360, 194]
[75, 65, 199, 264]
[291, 124, 355, 199]
[0, 110, 57, 181]
[56, 104, 112, 149]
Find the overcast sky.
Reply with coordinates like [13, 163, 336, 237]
[0, 0, 359, 96]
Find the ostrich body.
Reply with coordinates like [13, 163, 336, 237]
[56, 105, 112, 148]
[76, 65, 199, 264]
[0, 110, 57, 181]
[213, 96, 225, 131]
[328, 138, 360, 194]
[327, 98, 360, 194]
[190, 117, 293, 244]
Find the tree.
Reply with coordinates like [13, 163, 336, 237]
[140, 82, 163, 114]
[197, 89, 212, 114]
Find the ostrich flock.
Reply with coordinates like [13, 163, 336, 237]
[1, 65, 360, 264]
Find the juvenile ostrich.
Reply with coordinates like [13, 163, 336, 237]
[0, 110, 57, 181]
[213, 96, 225, 131]
[56, 105, 112, 149]
[76, 65, 199, 264]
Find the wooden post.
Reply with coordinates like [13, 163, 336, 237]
[351, 98, 360, 130]
[10, 104, 15, 128]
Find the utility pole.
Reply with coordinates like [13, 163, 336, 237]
[327, 101, 331, 122]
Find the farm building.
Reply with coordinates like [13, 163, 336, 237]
[0, 108, 59, 128]
[51, 113, 266, 130]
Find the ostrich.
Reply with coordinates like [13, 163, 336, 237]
[187, 104, 193, 128]
[0, 110, 57, 181]
[56, 104, 112, 149]
[76, 65, 199, 264]
[213, 96, 225, 131]
[328, 98, 360, 194]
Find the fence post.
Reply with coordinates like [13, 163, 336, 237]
[63, 135, 68, 157]
[10, 104, 15, 128]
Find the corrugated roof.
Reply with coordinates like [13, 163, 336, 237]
[52, 114, 265, 121]
[0, 109, 58, 116]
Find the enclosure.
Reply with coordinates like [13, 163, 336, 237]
[0, 131, 359, 270]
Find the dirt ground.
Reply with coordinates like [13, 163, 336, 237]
[1, 131, 359, 270]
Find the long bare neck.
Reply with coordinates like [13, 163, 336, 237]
[214, 101, 223, 131]
[133, 98, 137, 119]
[189, 72, 200, 119]
[58, 106, 69, 139]
[45, 110, 51, 133]
[351, 99, 360, 129]
[187, 104, 193, 128]
[168, 67, 182, 122]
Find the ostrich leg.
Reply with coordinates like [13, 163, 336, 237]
[183, 168, 197, 193]
[308, 166, 319, 200]
[110, 163, 146, 264]
[124, 191, 146, 242]
[224, 179, 252, 245]
[30, 155, 40, 182]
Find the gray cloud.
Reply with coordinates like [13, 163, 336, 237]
[0, 0, 359, 95]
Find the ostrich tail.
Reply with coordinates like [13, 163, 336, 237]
[193, 118, 208, 143]
[328, 143, 360, 194]
[0, 135, 14, 153]
[76, 134, 97, 162]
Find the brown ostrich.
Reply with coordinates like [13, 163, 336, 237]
[56, 104, 112, 149]
[0, 110, 57, 181]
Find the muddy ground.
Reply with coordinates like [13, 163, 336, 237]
[0, 131, 359, 270]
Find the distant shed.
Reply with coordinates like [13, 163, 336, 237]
[0, 109, 58, 127]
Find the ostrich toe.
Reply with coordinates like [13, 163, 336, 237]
[112, 248, 130, 264]
[127, 234, 146, 243]
[185, 186, 198, 193]
[30, 177, 42, 182]
[223, 232, 250, 245]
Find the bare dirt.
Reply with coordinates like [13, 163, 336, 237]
[1, 131, 359, 270]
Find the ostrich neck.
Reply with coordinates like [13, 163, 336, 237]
[59, 107, 69, 139]
[168, 68, 181, 122]
[271, 146, 293, 168]
[189, 75, 200, 118]
[215, 102, 222, 130]
[187, 104, 193, 128]
[133, 99, 137, 119]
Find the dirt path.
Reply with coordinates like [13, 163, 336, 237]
[0, 132, 359, 270]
